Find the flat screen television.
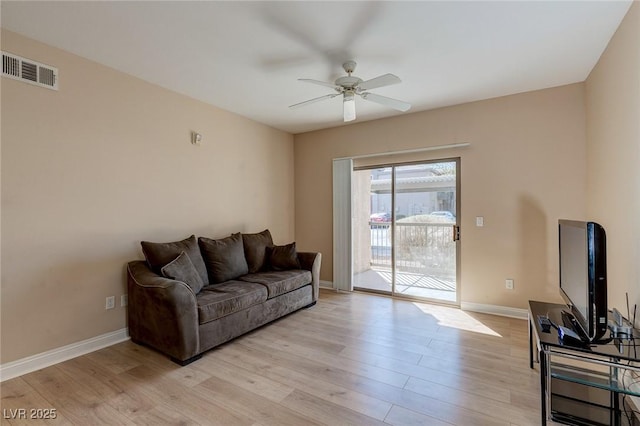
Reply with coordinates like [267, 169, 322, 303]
[558, 220, 608, 342]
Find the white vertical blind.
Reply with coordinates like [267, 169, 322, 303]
[332, 158, 353, 291]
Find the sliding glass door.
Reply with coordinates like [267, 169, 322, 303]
[352, 159, 459, 305]
[353, 166, 394, 293]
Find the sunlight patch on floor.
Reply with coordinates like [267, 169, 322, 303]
[412, 302, 502, 337]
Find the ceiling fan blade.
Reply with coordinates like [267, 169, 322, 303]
[289, 93, 339, 109]
[360, 92, 411, 112]
[358, 73, 401, 91]
[299, 78, 340, 90]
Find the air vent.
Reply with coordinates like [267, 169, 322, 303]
[2, 51, 58, 90]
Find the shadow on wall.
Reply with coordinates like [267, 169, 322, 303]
[518, 195, 552, 300]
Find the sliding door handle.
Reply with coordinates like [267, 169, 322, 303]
[453, 225, 460, 241]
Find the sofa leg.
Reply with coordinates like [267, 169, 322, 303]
[304, 301, 317, 309]
[171, 353, 203, 366]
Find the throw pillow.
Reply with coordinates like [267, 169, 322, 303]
[242, 229, 273, 274]
[141, 235, 208, 285]
[161, 251, 205, 294]
[199, 233, 249, 283]
[267, 242, 301, 271]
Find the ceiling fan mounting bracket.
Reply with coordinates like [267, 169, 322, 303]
[342, 60, 357, 75]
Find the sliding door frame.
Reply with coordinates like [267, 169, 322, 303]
[353, 157, 461, 306]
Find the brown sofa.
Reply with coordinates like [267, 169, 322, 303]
[126, 230, 321, 365]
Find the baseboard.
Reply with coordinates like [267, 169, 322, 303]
[0, 328, 129, 382]
[461, 302, 528, 320]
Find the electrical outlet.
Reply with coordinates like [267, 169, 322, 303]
[476, 216, 484, 227]
[121, 294, 128, 307]
[105, 296, 115, 310]
[505, 279, 514, 290]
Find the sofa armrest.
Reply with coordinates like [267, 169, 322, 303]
[297, 252, 322, 302]
[127, 261, 200, 361]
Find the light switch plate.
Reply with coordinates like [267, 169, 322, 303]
[476, 216, 484, 227]
[106, 296, 115, 310]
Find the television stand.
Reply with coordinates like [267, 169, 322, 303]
[529, 300, 640, 425]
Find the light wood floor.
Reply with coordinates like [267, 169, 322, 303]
[1, 290, 547, 425]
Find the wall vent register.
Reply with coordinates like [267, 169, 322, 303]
[2, 51, 58, 90]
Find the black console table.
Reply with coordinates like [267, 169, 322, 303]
[528, 300, 640, 425]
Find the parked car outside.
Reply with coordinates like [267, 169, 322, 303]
[370, 212, 391, 222]
[430, 211, 456, 220]
[370, 212, 391, 228]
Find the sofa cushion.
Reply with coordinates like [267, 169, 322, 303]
[240, 270, 312, 299]
[197, 281, 267, 324]
[199, 233, 249, 284]
[160, 251, 205, 294]
[242, 229, 273, 274]
[267, 242, 301, 271]
[141, 235, 208, 285]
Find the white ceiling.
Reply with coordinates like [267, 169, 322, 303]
[1, 1, 632, 134]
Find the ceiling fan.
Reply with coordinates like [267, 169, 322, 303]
[289, 61, 411, 122]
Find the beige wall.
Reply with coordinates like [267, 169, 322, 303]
[585, 2, 639, 326]
[1, 30, 295, 363]
[295, 84, 587, 309]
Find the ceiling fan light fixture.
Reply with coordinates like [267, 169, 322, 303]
[343, 92, 356, 122]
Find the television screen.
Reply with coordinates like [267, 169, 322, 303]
[558, 220, 607, 341]
[559, 223, 589, 324]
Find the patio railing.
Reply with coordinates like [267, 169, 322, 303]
[370, 221, 456, 278]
